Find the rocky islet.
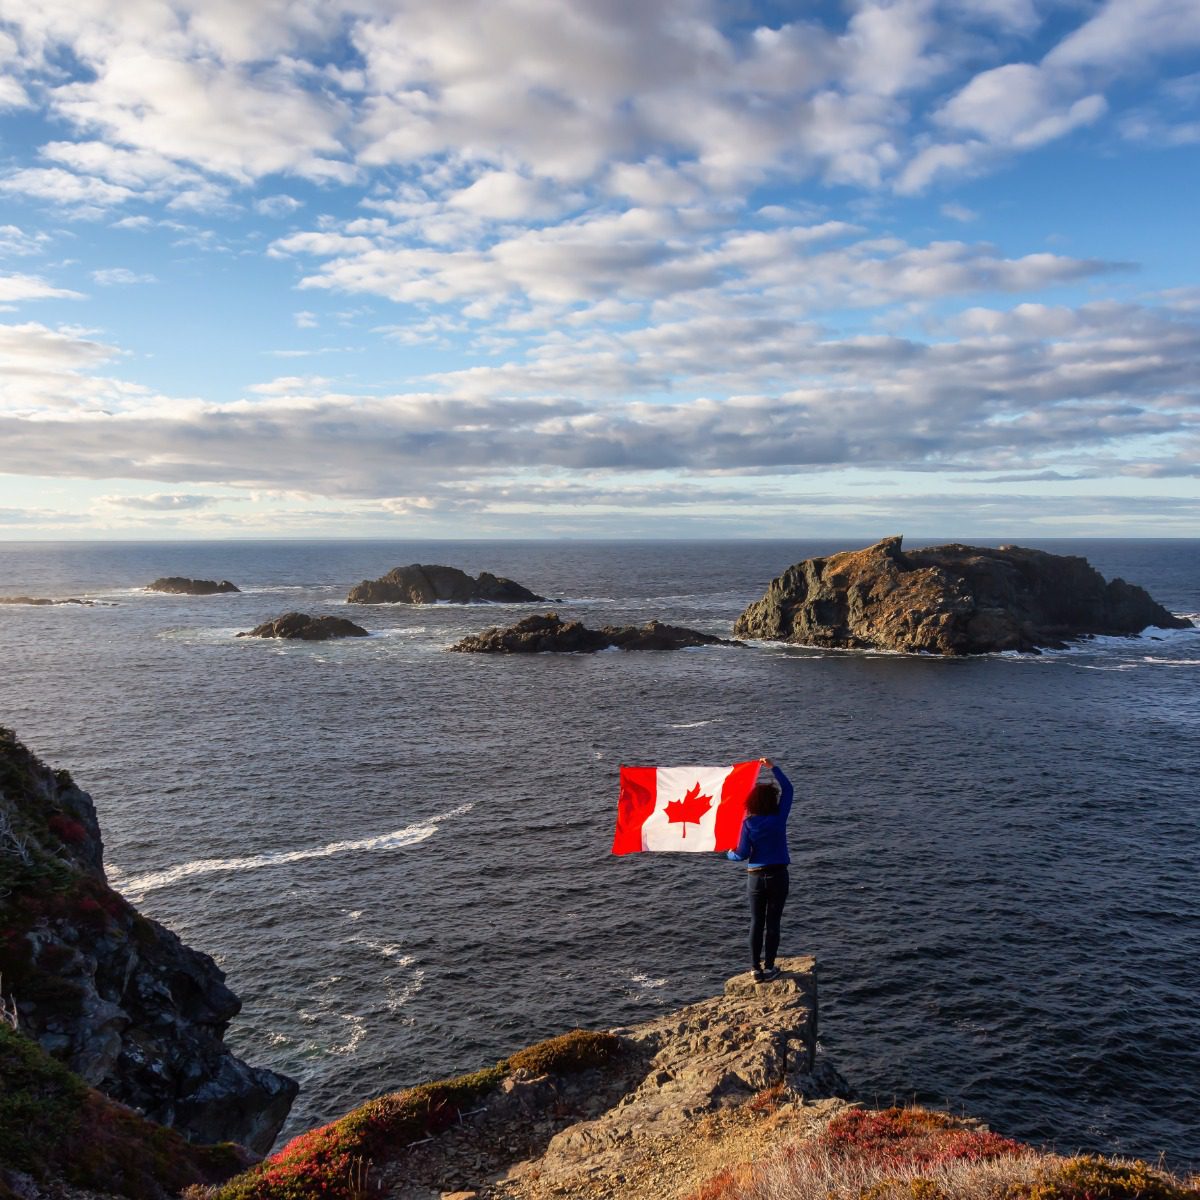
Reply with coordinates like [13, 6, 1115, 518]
[347, 564, 547, 604]
[450, 612, 744, 653]
[236, 612, 370, 640]
[147, 577, 241, 595]
[734, 536, 1191, 655]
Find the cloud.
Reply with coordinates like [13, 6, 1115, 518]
[98, 492, 219, 510]
[0, 292, 1194, 505]
[936, 63, 1106, 149]
[0, 167, 136, 213]
[0, 225, 49, 257]
[255, 193, 304, 217]
[0, 274, 85, 303]
[91, 267, 157, 285]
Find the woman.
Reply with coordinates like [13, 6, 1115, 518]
[727, 757, 793, 982]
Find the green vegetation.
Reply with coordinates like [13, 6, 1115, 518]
[211, 1028, 622, 1200]
[507, 1028, 619, 1076]
[0, 1023, 245, 1199]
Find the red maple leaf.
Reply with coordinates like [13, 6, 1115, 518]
[664, 783, 713, 838]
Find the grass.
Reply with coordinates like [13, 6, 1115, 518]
[209, 1028, 621, 1200]
[681, 1106, 1200, 1200]
[0, 1023, 246, 1199]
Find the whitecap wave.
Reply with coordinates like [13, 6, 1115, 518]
[110, 802, 472, 897]
[668, 719, 721, 728]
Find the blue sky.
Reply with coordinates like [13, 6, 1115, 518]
[0, 0, 1197, 539]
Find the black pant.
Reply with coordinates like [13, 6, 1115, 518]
[747, 866, 789, 969]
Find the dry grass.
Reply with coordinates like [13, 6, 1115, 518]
[681, 1107, 1200, 1200]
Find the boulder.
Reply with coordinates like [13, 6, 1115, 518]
[347, 564, 545, 604]
[733, 536, 1192, 655]
[450, 612, 743, 653]
[147, 577, 240, 595]
[236, 612, 369, 640]
[0, 727, 297, 1153]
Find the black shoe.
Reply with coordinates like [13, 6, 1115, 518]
[752, 966, 765, 982]
[761, 965, 781, 980]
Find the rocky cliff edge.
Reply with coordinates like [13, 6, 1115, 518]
[0, 727, 297, 1155]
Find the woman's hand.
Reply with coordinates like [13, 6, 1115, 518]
[759, 756, 773, 768]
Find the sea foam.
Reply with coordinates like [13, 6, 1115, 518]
[110, 802, 473, 899]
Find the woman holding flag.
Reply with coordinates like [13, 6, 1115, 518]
[727, 757, 793, 982]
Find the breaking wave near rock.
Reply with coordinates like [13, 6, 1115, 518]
[110, 803, 473, 899]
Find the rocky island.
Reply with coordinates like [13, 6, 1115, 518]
[147, 577, 241, 595]
[0, 728, 297, 1157]
[236, 612, 369, 640]
[348, 564, 546, 604]
[734, 536, 1192, 655]
[451, 612, 744, 653]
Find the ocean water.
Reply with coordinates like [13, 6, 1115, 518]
[0, 538, 1197, 1169]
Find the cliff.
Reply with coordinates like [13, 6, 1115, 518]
[0, 728, 297, 1155]
[734, 536, 1192, 655]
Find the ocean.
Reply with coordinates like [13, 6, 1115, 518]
[0, 538, 1197, 1168]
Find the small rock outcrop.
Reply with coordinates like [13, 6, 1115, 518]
[734, 536, 1193, 655]
[348, 564, 545, 604]
[450, 613, 744, 653]
[0, 596, 106, 606]
[236, 612, 369, 640]
[0, 727, 297, 1153]
[147, 577, 240, 595]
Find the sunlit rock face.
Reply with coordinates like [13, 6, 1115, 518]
[734, 536, 1192, 655]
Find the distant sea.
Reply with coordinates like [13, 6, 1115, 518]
[1, 538, 1197, 1167]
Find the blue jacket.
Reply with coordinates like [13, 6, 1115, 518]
[727, 766, 793, 867]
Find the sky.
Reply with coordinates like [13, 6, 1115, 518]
[0, 0, 1198, 540]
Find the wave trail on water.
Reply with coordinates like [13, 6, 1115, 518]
[110, 802, 474, 899]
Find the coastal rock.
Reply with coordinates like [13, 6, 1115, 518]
[538, 956, 835, 1178]
[147, 577, 240, 595]
[733, 536, 1193, 655]
[236, 612, 370, 640]
[0, 727, 297, 1153]
[0, 596, 104, 606]
[347, 564, 545, 605]
[450, 612, 743, 653]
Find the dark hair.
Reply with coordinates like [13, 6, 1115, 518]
[744, 782, 780, 816]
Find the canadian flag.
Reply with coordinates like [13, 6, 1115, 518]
[612, 762, 760, 854]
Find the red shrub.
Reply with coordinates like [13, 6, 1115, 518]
[48, 814, 88, 845]
[818, 1107, 1023, 1169]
